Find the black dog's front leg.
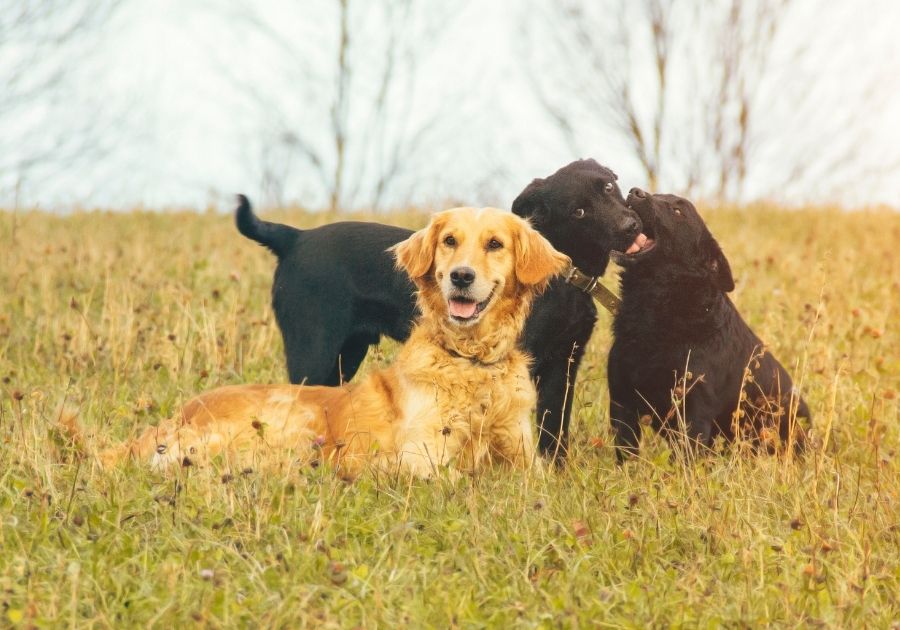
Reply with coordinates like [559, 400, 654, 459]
[522, 283, 596, 464]
[607, 343, 642, 463]
[664, 386, 718, 455]
[532, 347, 586, 463]
[610, 399, 641, 463]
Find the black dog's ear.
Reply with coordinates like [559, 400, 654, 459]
[703, 234, 735, 292]
[512, 178, 547, 224]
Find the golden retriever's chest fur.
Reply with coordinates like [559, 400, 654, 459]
[385, 329, 536, 473]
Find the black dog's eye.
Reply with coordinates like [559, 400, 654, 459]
[604, 182, 615, 193]
[487, 238, 503, 251]
[674, 208, 683, 216]
[572, 208, 585, 218]
[443, 234, 457, 247]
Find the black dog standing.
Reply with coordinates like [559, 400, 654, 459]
[237, 159, 643, 462]
[607, 189, 811, 461]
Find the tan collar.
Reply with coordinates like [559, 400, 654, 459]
[564, 265, 621, 314]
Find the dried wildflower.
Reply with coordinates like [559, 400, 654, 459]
[572, 520, 591, 544]
[327, 561, 347, 585]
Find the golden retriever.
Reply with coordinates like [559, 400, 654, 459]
[81, 207, 569, 477]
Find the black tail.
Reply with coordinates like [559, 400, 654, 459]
[234, 194, 301, 259]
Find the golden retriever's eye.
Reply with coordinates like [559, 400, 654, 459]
[572, 208, 585, 219]
[604, 182, 614, 193]
[487, 238, 503, 251]
[443, 234, 457, 247]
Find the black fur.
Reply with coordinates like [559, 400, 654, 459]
[608, 189, 811, 461]
[236, 159, 641, 463]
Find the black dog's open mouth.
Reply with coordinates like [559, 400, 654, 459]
[448, 293, 492, 322]
[613, 229, 656, 261]
[614, 193, 657, 261]
[621, 232, 656, 257]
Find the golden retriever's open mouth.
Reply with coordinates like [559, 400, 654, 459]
[448, 292, 493, 323]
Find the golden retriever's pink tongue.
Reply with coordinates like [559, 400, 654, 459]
[625, 233, 648, 255]
[449, 299, 477, 318]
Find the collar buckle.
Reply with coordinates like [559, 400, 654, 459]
[563, 265, 622, 315]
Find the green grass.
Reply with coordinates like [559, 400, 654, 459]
[1, 205, 898, 627]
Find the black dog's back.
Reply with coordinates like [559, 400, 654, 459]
[237, 196, 416, 384]
[608, 190, 810, 459]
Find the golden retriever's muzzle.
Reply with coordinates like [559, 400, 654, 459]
[445, 265, 495, 325]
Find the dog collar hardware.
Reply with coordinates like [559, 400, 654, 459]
[564, 265, 621, 315]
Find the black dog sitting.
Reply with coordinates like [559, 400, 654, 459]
[237, 159, 643, 462]
[607, 189, 811, 461]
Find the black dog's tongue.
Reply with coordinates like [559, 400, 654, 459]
[625, 233, 649, 255]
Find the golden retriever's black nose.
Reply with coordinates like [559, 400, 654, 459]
[450, 266, 476, 288]
[629, 187, 647, 199]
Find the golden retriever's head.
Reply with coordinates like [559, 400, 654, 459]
[392, 207, 570, 333]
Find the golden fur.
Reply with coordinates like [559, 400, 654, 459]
[89, 207, 570, 477]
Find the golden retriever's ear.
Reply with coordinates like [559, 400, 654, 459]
[512, 216, 570, 288]
[390, 215, 445, 280]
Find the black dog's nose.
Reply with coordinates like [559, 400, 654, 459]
[619, 216, 640, 235]
[629, 187, 647, 199]
[450, 266, 476, 288]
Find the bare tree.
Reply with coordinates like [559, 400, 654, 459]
[204, 0, 462, 211]
[0, 1, 122, 203]
[522, 0, 896, 203]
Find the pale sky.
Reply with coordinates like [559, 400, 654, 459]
[2, 0, 899, 211]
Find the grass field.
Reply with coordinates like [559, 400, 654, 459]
[1, 204, 898, 628]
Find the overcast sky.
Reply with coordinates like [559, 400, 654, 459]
[2, 0, 899, 211]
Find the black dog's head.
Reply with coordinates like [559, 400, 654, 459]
[616, 188, 735, 292]
[512, 159, 643, 277]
